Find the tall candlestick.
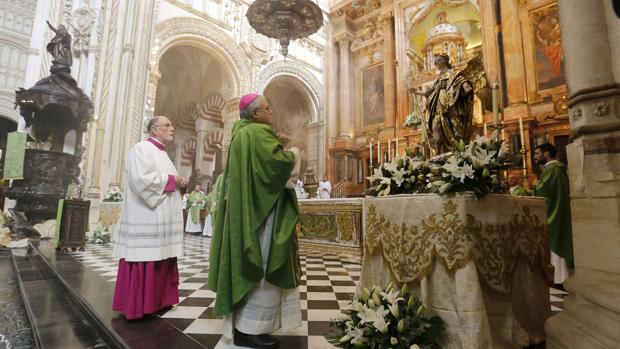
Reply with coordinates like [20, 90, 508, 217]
[377, 141, 380, 163]
[518, 117, 525, 150]
[369, 142, 373, 169]
[492, 83, 499, 125]
[395, 138, 399, 157]
[388, 139, 391, 161]
[483, 122, 487, 137]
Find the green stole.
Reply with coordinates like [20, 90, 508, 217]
[208, 118, 301, 316]
[534, 160, 574, 268]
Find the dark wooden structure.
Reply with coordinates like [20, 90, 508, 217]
[56, 199, 90, 251]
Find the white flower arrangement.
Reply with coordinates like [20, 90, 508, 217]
[85, 229, 110, 245]
[325, 282, 444, 349]
[367, 132, 510, 198]
[403, 111, 424, 129]
[103, 187, 122, 202]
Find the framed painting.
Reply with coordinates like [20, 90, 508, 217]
[521, 1, 566, 101]
[361, 63, 385, 127]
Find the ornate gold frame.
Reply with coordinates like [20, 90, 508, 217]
[359, 61, 386, 129]
[519, 0, 567, 103]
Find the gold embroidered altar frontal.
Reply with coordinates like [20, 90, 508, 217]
[360, 194, 554, 348]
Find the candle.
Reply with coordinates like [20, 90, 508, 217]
[395, 138, 399, 157]
[492, 83, 499, 125]
[518, 117, 525, 151]
[377, 140, 380, 163]
[501, 128, 505, 142]
[483, 122, 487, 137]
[369, 142, 373, 169]
[388, 139, 391, 161]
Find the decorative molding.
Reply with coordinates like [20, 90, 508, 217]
[257, 61, 323, 121]
[591, 101, 610, 117]
[63, 3, 99, 57]
[181, 136, 197, 167]
[154, 17, 252, 96]
[570, 107, 582, 121]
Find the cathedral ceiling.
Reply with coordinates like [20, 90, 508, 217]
[155, 45, 227, 125]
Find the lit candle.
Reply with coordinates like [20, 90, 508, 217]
[395, 138, 399, 157]
[377, 140, 380, 163]
[492, 83, 499, 125]
[369, 142, 373, 169]
[518, 117, 525, 150]
[483, 122, 487, 137]
[388, 139, 391, 160]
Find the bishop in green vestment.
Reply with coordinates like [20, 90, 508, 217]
[533, 144, 573, 284]
[209, 94, 301, 349]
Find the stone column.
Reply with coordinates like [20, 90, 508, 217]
[380, 13, 396, 129]
[545, 1, 620, 348]
[335, 33, 353, 139]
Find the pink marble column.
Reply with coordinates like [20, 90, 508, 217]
[380, 13, 396, 129]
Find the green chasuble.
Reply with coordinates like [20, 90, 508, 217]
[511, 186, 530, 197]
[534, 160, 574, 268]
[205, 174, 223, 221]
[208, 118, 301, 316]
[187, 191, 207, 224]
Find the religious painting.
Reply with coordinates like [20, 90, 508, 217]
[531, 4, 565, 91]
[361, 63, 385, 127]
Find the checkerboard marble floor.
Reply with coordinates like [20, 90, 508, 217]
[70, 234, 568, 349]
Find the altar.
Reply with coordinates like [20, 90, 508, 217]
[358, 194, 553, 348]
[297, 198, 364, 259]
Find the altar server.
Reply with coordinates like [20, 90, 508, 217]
[317, 177, 332, 199]
[533, 143, 574, 286]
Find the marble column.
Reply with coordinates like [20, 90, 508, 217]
[336, 34, 353, 139]
[545, 1, 620, 348]
[380, 13, 396, 129]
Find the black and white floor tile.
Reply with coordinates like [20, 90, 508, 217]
[69, 234, 567, 349]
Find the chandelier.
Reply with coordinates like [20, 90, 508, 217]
[246, 0, 323, 57]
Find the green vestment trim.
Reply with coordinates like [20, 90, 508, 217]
[208, 118, 301, 316]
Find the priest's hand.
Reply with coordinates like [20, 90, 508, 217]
[175, 176, 188, 188]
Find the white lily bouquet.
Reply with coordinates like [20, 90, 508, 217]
[367, 133, 510, 198]
[325, 282, 444, 349]
[103, 187, 122, 202]
[85, 229, 110, 245]
[403, 112, 424, 129]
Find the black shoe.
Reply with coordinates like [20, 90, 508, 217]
[233, 329, 279, 349]
[554, 283, 566, 292]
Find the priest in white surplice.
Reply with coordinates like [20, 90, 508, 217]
[209, 94, 302, 349]
[317, 177, 332, 199]
[112, 116, 188, 320]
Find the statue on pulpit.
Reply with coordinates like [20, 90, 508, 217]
[410, 54, 492, 156]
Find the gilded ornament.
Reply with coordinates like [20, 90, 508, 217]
[365, 200, 552, 295]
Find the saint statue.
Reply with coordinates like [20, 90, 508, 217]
[412, 54, 474, 154]
[46, 21, 73, 74]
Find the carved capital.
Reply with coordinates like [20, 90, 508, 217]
[333, 32, 353, 47]
[378, 13, 394, 27]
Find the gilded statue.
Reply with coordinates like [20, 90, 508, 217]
[411, 54, 491, 155]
